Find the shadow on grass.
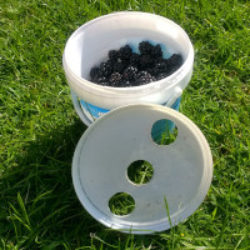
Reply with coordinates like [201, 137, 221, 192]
[0, 119, 113, 247]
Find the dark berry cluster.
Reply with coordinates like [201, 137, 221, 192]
[89, 41, 183, 87]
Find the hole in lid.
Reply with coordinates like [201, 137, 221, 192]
[151, 119, 178, 145]
[127, 160, 154, 185]
[109, 192, 135, 216]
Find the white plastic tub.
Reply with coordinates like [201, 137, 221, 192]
[63, 12, 194, 126]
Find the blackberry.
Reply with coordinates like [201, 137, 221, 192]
[167, 54, 183, 68]
[152, 61, 167, 75]
[90, 66, 100, 80]
[139, 41, 153, 55]
[120, 80, 131, 87]
[119, 45, 132, 60]
[156, 73, 168, 80]
[108, 50, 120, 62]
[146, 67, 156, 76]
[109, 72, 123, 86]
[107, 59, 115, 66]
[99, 61, 113, 77]
[113, 61, 125, 73]
[130, 53, 140, 67]
[151, 44, 163, 58]
[136, 71, 156, 85]
[123, 66, 138, 81]
[136, 71, 147, 77]
[100, 82, 109, 86]
[139, 54, 154, 69]
[165, 54, 183, 74]
[96, 76, 108, 84]
[121, 58, 130, 68]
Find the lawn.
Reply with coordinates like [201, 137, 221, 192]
[0, 0, 249, 249]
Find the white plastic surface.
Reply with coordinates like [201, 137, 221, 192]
[63, 12, 194, 110]
[72, 104, 213, 234]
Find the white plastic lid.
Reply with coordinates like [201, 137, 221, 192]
[72, 104, 213, 234]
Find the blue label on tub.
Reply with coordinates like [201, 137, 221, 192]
[80, 100, 110, 119]
[80, 97, 181, 120]
[170, 97, 181, 111]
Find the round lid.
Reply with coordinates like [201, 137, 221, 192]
[72, 104, 213, 234]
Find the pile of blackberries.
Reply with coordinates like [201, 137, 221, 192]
[89, 41, 183, 87]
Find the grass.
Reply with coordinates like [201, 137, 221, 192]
[109, 192, 136, 216]
[0, 0, 249, 249]
[127, 160, 154, 185]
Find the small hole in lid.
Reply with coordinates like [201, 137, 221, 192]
[151, 119, 178, 145]
[109, 192, 135, 216]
